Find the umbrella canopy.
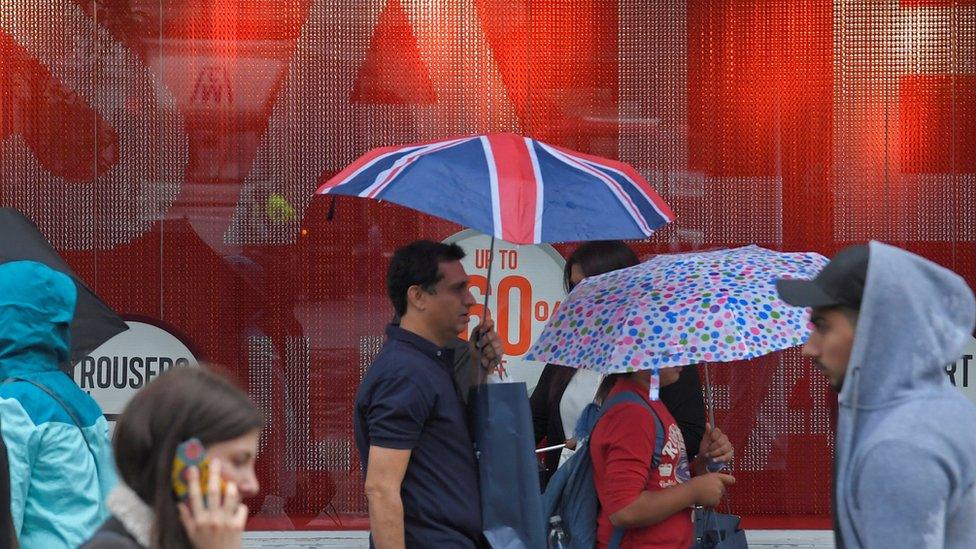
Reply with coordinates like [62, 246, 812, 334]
[525, 245, 828, 374]
[0, 208, 128, 364]
[316, 133, 674, 244]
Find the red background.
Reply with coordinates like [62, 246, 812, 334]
[2, 0, 974, 529]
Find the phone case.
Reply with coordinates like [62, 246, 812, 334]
[171, 437, 212, 501]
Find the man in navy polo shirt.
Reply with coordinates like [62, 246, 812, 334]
[355, 240, 499, 548]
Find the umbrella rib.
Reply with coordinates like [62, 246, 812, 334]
[524, 137, 545, 244]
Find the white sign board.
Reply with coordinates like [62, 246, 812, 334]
[72, 320, 199, 422]
[947, 335, 976, 406]
[444, 230, 566, 392]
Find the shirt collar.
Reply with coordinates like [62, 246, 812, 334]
[385, 323, 455, 364]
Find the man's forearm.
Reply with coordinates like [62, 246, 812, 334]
[367, 490, 406, 549]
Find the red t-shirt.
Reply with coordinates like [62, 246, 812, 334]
[590, 378, 693, 548]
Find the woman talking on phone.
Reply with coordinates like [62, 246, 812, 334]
[81, 366, 264, 549]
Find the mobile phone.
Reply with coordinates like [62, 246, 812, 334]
[172, 438, 221, 502]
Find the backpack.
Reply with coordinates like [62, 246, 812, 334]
[541, 391, 665, 549]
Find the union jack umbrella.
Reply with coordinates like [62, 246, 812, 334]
[315, 133, 674, 244]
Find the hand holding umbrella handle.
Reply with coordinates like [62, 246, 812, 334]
[696, 422, 734, 475]
[472, 310, 506, 380]
[474, 236, 509, 381]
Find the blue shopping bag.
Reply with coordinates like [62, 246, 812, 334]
[469, 382, 547, 549]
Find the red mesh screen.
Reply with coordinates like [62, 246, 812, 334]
[2, 0, 974, 528]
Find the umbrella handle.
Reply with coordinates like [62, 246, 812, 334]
[483, 235, 496, 311]
[476, 235, 506, 381]
[703, 362, 716, 428]
[702, 362, 730, 473]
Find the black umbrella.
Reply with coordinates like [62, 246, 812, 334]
[0, 208, 128, 364]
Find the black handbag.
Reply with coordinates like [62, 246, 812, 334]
[693, 506, 749, 548]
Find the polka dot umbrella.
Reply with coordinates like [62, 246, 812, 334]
[525, 245, 828, 400]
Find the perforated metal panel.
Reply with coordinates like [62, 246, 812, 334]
[2, 0, 974, 525]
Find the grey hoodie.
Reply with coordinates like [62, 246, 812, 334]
[834, 242, 976, 548]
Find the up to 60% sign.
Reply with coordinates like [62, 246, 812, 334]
[461, 247, 563, 357]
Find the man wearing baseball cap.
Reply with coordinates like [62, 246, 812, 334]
[777, 242, 976, 548]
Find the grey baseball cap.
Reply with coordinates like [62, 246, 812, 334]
[776, 244, 869, 309]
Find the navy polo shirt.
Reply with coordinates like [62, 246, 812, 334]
[354, 324, 482, 548]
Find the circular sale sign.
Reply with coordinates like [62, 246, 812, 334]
[444, 230, 566, 392]
[71, 318, 200, 426]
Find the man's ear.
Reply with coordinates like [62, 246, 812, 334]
[406, 284, 427, 312]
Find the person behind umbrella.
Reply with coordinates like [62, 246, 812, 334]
[776, 242, 976, 548]
[590, 365, 735, 547]
[355, 240, 499, 548]
[530, 241, 707, 488]
[0, 260, 117, 548]
[81, 366, 263, 549]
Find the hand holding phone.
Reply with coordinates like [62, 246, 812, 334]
[177, 455, 248, 549]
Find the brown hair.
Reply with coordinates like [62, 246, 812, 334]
[594, 373, 628, 405]
[112, 366, 263, 549]
[563, 240, 640, 293]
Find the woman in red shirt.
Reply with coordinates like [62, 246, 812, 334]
[590, 368, 735, 548]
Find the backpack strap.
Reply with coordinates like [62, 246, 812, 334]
[598, 390, 666, 468]
[2, 377, 96, 457]
[608, 525, 626, 548]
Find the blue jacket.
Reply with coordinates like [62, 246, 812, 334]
[834, 242, 976, 548]
[0, 261, 117, 548]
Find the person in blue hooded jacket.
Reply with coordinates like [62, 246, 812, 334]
[0, 260, 117, 548]
[777, 242, 976, 548]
